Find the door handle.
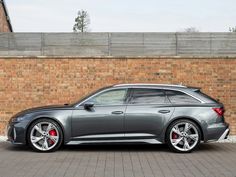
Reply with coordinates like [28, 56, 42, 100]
[158, 110, 170, 114]
[111, 111, 124, 115]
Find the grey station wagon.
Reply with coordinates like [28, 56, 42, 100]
[7, 84, 229, 153]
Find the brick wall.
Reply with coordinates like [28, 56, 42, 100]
[0, 57, 235, 135]
[0, 2, 11, 32]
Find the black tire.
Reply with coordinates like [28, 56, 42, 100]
[166, 119, 201, 153]
[27, 118, 63, 152]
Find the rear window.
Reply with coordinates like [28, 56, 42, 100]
[165, 90, 200, 104]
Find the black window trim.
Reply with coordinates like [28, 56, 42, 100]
[75, 86, 204, 107]
[128, 86, 204, 103]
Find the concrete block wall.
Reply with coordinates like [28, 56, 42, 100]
[1, 33, 236, 57]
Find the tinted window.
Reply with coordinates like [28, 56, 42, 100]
[130, 89, 166, 104]
[165, 90, 200, 104]
[89, 89, 127, 105]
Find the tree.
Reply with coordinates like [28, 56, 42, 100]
[184, 27, 199, 32]
[229, 27, 236, 32]
[73, 10, 90, 32]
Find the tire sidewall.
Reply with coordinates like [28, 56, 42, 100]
[27, 118, 63, 152]
[166, 119, 201, 153]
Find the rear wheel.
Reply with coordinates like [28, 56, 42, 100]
[166, 119, 201, 153]
[27, 119, 63, 152]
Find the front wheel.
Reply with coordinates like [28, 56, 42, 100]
[27, 119, 63, 152]
[166, 119, 201, 153]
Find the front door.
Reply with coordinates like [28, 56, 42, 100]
[71, 88, 128, 140]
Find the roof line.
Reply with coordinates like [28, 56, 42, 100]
[113, 83, 186, 88]
[1, 0, 13, 32]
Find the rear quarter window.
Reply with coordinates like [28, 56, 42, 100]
[194, 90, 219, 103]
[165, 90, 200, 104]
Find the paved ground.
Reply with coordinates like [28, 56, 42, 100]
[0, 142, 236, 177]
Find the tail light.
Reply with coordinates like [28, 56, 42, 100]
[212, 107, 224, 117]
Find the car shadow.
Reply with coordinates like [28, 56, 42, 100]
[62, 143, 170, 152]
[2, 142, 230, 153]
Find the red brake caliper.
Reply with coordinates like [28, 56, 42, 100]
[172, 132, 178, 139]
[48, 129, 57, 145]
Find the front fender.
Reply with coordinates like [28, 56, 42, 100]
[25, 110, 73, 144]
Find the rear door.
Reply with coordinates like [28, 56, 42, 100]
[124, 88, 174, 138]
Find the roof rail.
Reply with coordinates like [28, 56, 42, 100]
[113, 83, 186, 88]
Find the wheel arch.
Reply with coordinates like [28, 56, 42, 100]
[163, 116, 205, 143]
[25, 116, 65, 145]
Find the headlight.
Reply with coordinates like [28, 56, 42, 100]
[11, 115, 28, 123]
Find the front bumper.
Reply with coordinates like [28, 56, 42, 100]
[7, 121, 28, 145]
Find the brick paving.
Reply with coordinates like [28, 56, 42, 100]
[0, 142, 236, 177]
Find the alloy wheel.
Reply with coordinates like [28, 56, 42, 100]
[30, 122, 59, 151]
[169, 122, 199, 152]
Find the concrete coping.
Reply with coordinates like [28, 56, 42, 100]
[0, 56, 236, 59]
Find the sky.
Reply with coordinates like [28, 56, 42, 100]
[6, 0, 236, 32]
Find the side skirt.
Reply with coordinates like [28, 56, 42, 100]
[66, 139, 162, 145]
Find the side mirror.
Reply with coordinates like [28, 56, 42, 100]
[84, 102, 94, 110]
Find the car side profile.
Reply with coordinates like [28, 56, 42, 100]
[7, 84, 229, 153]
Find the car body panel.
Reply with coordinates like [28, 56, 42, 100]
[124, 104, 174, 141]
[8, 106, 73, 144]
[71, 105, 126, 139]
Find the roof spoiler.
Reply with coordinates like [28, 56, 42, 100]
[186, 86, 201, 91]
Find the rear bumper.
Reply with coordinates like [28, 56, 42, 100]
[218, 128, 230, 141]
[205, 122, 229, 142]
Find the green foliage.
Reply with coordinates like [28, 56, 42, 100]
[73, 10, 90, 32]
[229, 27, 236, 32]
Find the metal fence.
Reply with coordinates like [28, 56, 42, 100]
[0, 32, 236, 57]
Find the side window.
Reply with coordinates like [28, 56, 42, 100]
[165, 90, 200, 104]
[130, 89, 166, 104]
[89, 89, 127, 105]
